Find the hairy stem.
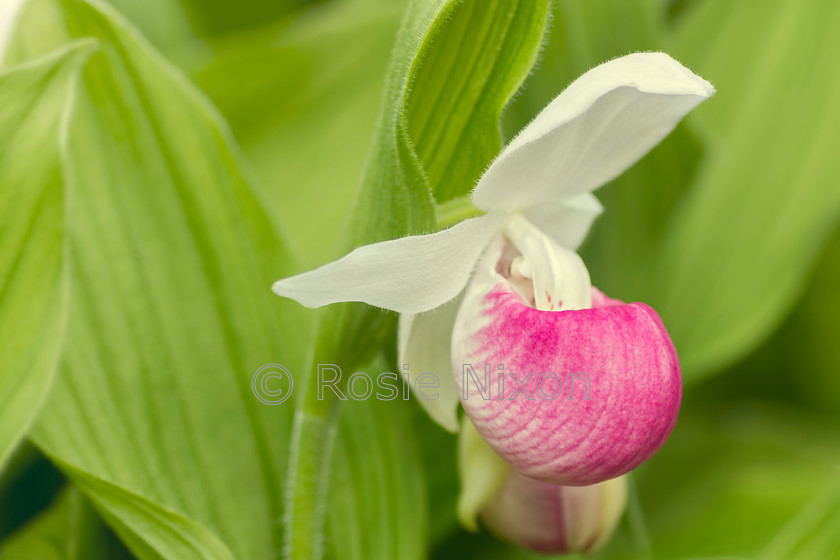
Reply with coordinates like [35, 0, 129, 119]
[282, 389, 340, 560]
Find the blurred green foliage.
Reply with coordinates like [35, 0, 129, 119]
[2, 0, 840, 558]
[0, 40, 85, 471]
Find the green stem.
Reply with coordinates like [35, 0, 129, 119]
[283, 390, 340, 560]
[282, 303, 390, 559]
[282, 312, 347, 560]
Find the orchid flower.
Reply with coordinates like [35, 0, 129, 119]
[458, 415, 626, 553]
[273, 52, 713, 486]
[482, 471, 627, 554]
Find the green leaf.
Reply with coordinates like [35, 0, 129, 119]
[0, 43, 92, 470]
[190, 1, 404, 267]
[350, 0, 550, 244]
[0, 444, 66, 542]
[326, 398, 426, 560]
[62, 461, 236, 560]
[180, 0, 318, 37]
[404, 0, 552, 203]
[645, 0, 840, 379]
[771, 229, 840, 413]
[739, 235, 840, 559]
[0, 486, 119, 559]
[7, 0, 309, 558]
[416, 412, 459, 547]
[634, 403, 840, 559]
[760, 470, 840, 560]
[102, 0, 194, 52]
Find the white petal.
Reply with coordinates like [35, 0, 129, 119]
[0, 0, 26, 65]
[522, 192, 603, 251]
[272, 213, 506, 314]
[472, 52, 714, 212]
[398, 301, 461, 432]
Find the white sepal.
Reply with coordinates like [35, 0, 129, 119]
[472, 52, 714, 212]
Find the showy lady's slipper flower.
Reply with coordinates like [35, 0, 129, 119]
[458, 416, 626, 553]
[482, 471, 627, 554]
[273, 53, 713, 486]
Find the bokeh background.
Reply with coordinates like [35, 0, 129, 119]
[2, 0, 840, 558]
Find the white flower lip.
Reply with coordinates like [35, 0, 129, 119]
[472, 52, 714, 212]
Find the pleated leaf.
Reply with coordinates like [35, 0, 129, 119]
[648, 0, 840, 379]
[0, 43, 92, 470]
[7, 0, 307, 557]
